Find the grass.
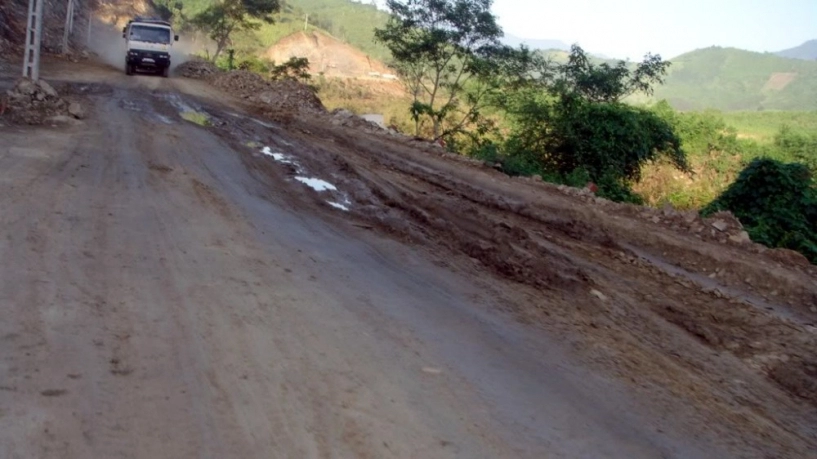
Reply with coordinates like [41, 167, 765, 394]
[721, 111, 817, 140]
[634, 108, 816, 209]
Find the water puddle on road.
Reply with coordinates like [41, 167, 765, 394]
[261, 146, 296, 164]
[295, 177, 337, 192]
[259, 145, 353, 210]
[180, 111, 210, 126]
[327, 201, 350, 211]
[157, 93, 211, 127]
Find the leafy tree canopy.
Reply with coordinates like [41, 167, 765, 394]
[192, 0, 281, 61]
[375, 0, 520, 139]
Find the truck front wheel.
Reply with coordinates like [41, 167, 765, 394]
[125, 63, 134, 76]
[161, 66, 169, 78]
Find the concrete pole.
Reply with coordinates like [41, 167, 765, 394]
[68, 0, 75, 34]
[23, 0, 44, 81]
[63, 0, 74, 54]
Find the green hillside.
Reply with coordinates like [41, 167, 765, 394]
[652, 47, 817, 111]
[160, 0, 391, 60]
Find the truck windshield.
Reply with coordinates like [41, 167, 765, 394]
[129, 25, 171, 44]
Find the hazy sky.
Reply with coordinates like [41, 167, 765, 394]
[375, 0, 817, 60]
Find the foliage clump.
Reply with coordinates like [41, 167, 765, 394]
[703, 158, 817, 263]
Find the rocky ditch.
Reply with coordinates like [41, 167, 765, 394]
[2, 78, 85, 125]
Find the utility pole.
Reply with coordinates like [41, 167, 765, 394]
[23, 0, 44, 81]
[304, 14, 308, 31]
[63, 0, 75, 54]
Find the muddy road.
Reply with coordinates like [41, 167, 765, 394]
[0, 60, 815, 458]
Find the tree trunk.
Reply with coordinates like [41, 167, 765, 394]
[212, 41, 225, 63]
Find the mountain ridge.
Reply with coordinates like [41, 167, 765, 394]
[775, 39, 817, 61]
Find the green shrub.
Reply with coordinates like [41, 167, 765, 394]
[774, 125, 817, 170]
[703, 158, 817, 263]
[507, 95, 687, 183]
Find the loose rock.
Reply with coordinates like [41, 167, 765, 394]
[68, 102, 85, 119]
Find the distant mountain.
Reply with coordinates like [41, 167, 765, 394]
[775, 40, 817, 60]
[650, 46, 817, 111]
[502, 34, 569, 51]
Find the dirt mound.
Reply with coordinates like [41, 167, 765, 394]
[763, 72, 797, 91]
[177, 59, 220, 79]
[212, 70, 324, 113]
[264, 31, 390, 80]
[2, 78, 84, 125]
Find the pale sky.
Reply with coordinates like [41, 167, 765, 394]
[374, 0, 817, 60]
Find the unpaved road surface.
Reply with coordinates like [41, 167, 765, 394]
[1, 59, 816, 458]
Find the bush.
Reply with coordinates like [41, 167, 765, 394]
[774, 125, 817, 170]
[703, 158, 817, 263]
[508, 95, 687, 181]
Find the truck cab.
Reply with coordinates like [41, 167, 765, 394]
[122, 17, 179, 77]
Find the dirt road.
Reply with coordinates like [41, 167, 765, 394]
[0, 60, 815, 458]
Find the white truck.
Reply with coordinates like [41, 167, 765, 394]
[122, 17, 179, 77]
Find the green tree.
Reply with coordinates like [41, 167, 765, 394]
[270, 57, 311, 82]
[374, 0, 510, 139]
[192, 0, 281, 62]
[555, 44, 670, 103]
[490, 45, 684, 202]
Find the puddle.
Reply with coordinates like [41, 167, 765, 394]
[295, 177, 337, 192]
[258, 146, 350, 209]
[161, 93, 195, 113]
[181, 111, 210, 126]
[327, 201, 350, 211]
[261, 146, 296, 164]
[295, 177, 337, 191]
[157, 93, 211, 126]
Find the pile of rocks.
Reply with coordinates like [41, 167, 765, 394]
[211, 70, 325, 114]
[211, 70, 269, 97]
[649, 208, 751, 244]
[262, 78, 325, 113]
[3, 78, 84, 125]
[177, 59, 219, 79]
